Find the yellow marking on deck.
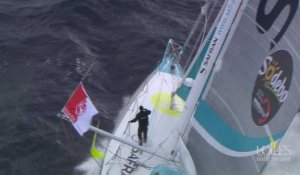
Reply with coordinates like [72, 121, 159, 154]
[150, 93, 184, 118]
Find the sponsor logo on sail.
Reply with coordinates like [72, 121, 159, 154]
[251, 50, 293, 126]
[200, 38, 218, 75]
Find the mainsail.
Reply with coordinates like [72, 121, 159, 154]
[176, 0, 300, 174]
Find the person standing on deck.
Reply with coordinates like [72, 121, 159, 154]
[129, 106, 151, 146]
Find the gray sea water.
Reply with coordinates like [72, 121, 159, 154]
[0, 0, 211, 174]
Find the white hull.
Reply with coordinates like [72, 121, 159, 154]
[101, 70, 193, 174]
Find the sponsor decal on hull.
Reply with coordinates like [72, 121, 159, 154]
[121, 147, 142, 175]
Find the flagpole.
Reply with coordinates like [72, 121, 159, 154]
[89, 126, 174, 162]
[81, 62, 96, 82]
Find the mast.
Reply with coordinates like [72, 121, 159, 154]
[180, 0, 226, 82]
[178, 0, 243, 140]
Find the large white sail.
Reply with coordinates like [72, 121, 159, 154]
[177, 0, 300, 174]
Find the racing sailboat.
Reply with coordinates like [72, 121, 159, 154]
[59, 38, 197, 175]
[59, 0, 300, 174]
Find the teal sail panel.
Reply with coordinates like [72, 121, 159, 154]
[195, 100, 285, 152]
[176, 30, 215, 101]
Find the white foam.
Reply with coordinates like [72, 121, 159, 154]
[75, 157, 102, 175]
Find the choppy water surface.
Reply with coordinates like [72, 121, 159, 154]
[0, 0, 208, 174]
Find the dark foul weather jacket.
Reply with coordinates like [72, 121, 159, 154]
[129, 109, 151, 128]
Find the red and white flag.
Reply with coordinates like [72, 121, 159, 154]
[62, 83, 99, 136]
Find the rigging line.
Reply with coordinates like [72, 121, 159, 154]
[87, 151, 103, 169]
[160, 68, 181, 90]
[148, 121, 182, 161]
[161, 75, 172, 90]
[89, 137, 131, 166]
[182, 0, 224, 79]
[151, 96, 170, 136]
[91, 120, 176, 161]
[182, 2, 209, 71]
[184, 2, 207, 50]
[183, 15, 208, 70]
[148, 77, 167, 137]
[140, 134, 180, 166]
[177, 1, 208, 65]
[103, 141, 167, 169]
[160, 75, 181, 114]
[149, 110, 163, 139]
[123, 122, 130, 135]
[94, 129, 176, 161]
[135, 73, 164, 108]
[182, 13, 208, 73]
[132, 79, 153, 101]
[140, 147, 180, 169]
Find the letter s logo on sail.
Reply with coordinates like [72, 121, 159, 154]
[256, 0, 299, 49]
[251, 50, 293, 126]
